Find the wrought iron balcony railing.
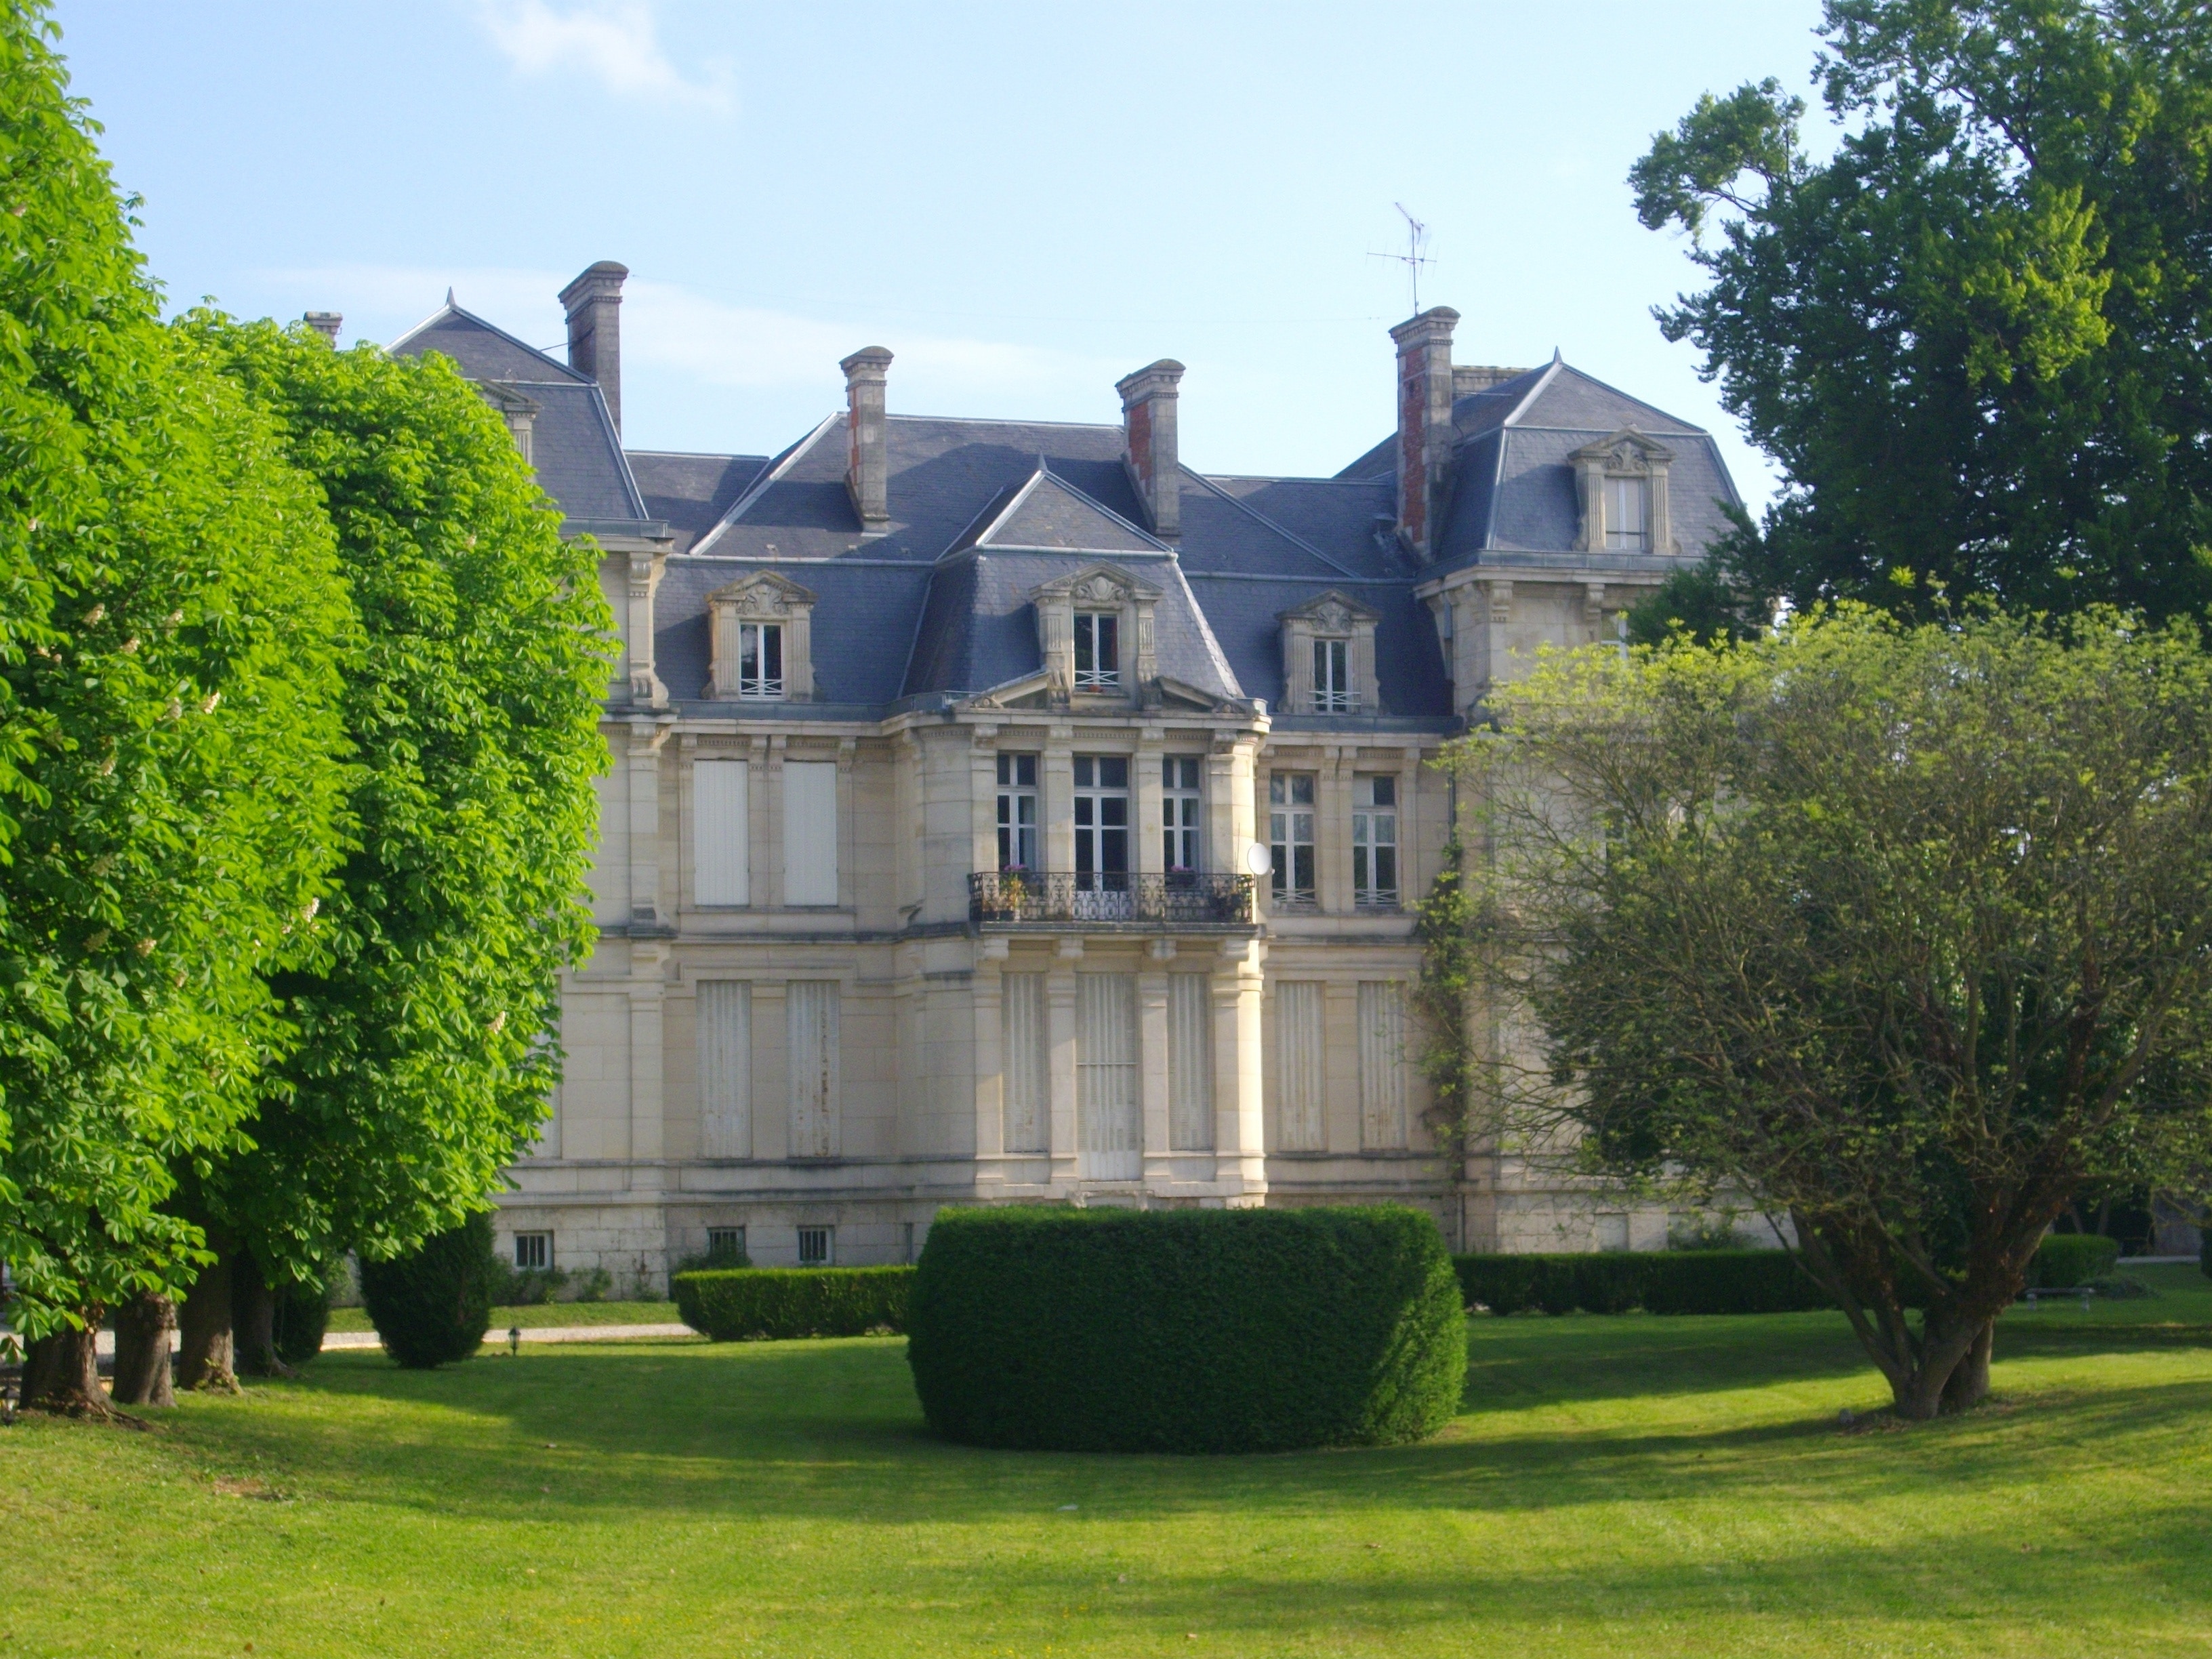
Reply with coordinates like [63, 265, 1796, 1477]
[970, 870, 1256, 929]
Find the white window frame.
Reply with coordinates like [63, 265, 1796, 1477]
[737, 619, 785, 699]
[782, 761, 838, 907]
[513, 1231, 552, 1271]
[1312, 636, 1353, 712]
[1269, 774, 1316, 906]
[1162, 756, 1203, 874]
[796, 1225, 834, 1267]
[1073, 611, 1120, 691]
[1352, 775, 1399, 909]
[996, 753, 1039, 872]
[693, 759, 750, 907]
[1073, 754, 1130, 895]
[1603, 474, 1650, 552]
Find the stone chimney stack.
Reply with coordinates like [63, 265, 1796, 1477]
[1115, 359, 1185, 540]
[559, 260, 629, 434]
[1391, 306, 1460, 562]
[840, 346, 894, 529]
[302, 311, 342, 345]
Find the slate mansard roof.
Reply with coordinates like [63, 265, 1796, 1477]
[392, 302, 1738, 724]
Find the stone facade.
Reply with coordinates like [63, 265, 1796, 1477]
[386, 268, 1747, 1284]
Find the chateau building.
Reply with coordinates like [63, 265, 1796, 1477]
[386, 262, 1742, 1278]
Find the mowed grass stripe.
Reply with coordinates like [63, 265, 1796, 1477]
[4, 1266, 2208, 1657]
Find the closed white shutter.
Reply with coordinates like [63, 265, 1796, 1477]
[694, 760, 750, 907]
[1276, 980, 1326, 1151]
[697, 981, 752, 1158]
[1078, 972, 1140, 1179]
[1002, 972, 1048, 1154]
[782, 761, 838, 906]
[1358, 981, 1408, 1150]
[1168, 974, 1214, 1151]
[787, 980, 839, 1157]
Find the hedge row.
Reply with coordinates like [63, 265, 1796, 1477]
[1456, 1233, 2131, 1316]
[1454, 1249, 1833, 1316]
[672, 1266, 912, 1340]
[907, 1205, 1465, 1454]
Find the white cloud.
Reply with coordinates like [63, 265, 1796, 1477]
[475, 1, 735, 113]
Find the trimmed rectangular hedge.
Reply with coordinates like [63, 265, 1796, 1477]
[672, 1266, 912, 1340]
[1455, 1233, 2129, 1315]
[907, 1205, 1466, 1454]
[1454, 1250, 1833, 1316]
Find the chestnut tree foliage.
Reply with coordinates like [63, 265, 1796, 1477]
[184, 318, 611, 1312]
[1632, 1, 2212, 623]
[1456, 609, 2212, 1418]
[0, 6, 352, 1360]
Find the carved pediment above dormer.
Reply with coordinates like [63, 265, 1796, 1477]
[706, 569, 817, 617]
[1277, 589, 1383, 635]
[1570, 428, 1676, 473]
[1029, 563, 1163, 607]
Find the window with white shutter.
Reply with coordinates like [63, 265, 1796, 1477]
[783, 761, 838, 906]
[1168, 974, 1214, 1151]
[697, 980, 752, 1158]
[1002, 972, 1048, 1154]
[1078, 972, 1140, 1179]
[787, 980, 839, 1158]
[694, 760, 750, 907]
[1357, 981, 1407, 1150]
[1275, 981, 1326, 1151]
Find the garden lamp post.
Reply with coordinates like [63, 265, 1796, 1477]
[508, 1325, 521, 1357]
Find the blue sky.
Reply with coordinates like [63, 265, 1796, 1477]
[54, 1, 1828, 503]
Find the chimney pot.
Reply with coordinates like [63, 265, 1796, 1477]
[558, 260, 629, 434]
[1115, 359, 1185, 539]
[1390, 306, 1459, 562]
[302, 311, 342, 344]
[840, 346, 894, 529]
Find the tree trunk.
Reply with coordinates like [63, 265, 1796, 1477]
[1940, 1319, 1994, 1413]
[21, 1324, 136, 1422]
[110, 1294, 176, 1408]
[177, 1249, 239, 1393]
[233, 1250, 290, 1379]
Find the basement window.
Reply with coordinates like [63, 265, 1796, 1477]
[797, 1225, 834, 1267]
[512, 1231, 552, 1271]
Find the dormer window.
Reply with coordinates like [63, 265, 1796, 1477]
[708, 571, 817, 702]
[737, 621, 783, 699]
[1074, 611, 1120, 690]
[1572, 430, 1675, 557]
[1312, 637, 1353, 712]
[1603, 476, 1649, 552]
[1277, 591, 1382, 716]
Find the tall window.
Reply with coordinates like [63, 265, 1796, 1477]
[1162, 756, 1203, 875]
[1074, 611, 1120, 690]
[1604, 476, 1648, 552]
[1269, 774, 1315, 905]
[1353, 775, 1398, 908]
[737, 620, 784, 697]
[1312, 637, 1353, 712]
[1073, 755, 1129, 891]
[996, 753, 1038, 872]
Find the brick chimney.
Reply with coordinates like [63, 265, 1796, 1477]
[1115, 359, 1185, 539]
[840, 346, 894, 529]
[1391, 306, 1459, 562]
[559, 260, 629, 434]
[302, 311, 342, 345]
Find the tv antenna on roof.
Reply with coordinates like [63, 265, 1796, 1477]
[1369, 203, 1433, 314]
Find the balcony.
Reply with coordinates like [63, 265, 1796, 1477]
[970, 871, 1256, 930]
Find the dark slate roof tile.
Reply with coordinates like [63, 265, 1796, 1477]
[388, 303, 584, 386]
[627, 451, 769, 554]
[976, 469, 1165, 552]
[654, 558, 934, 707]
[1182, 575, 1450, 717]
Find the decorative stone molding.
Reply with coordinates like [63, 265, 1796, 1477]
[1571, 428, 1676, 555]
[1276, 589, 1383, 715]
[706, 569, 817, 701]
[1029, 564, 1162, 706]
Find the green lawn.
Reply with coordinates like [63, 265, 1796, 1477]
[325, 1300, 682, 1333]
[7, 1267, 2209, 1658]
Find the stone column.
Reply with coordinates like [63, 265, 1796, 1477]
[1213, 937, 1268, 1202]
[626, 720, 668, 930]
[751, 979, 789, 1162]
[626, 940, 669, 1186]
[1047, 939, 1082, 1188]
[1134, 724, 1165, 877]
[1139, 942, 1173, 1191]
[762, 735, 786, 910]
[972, 937, 1008, 1191]
[1043, 725, 1076, 876]
[1319, 745, 1352, 914]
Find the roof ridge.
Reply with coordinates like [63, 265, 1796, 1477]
[386, 300, 588, 384]
[1517, 361, 1711, 435]
[691, 412, 842, 556]
[1183, 468, 1365, 581]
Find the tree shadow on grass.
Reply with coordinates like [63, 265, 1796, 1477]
[148, 1312, 2212, 1530]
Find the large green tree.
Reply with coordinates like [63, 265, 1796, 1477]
[1633, 1, 2212, 621]
[1456, 608, 2212, 1419]
[0, 5, 354, 1412]
[168, 316, 613, 1383]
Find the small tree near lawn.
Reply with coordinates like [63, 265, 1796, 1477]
[1454, 606, 2212, 1418]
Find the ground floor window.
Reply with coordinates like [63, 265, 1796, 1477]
[706, 1226, 746, 1261]
[512, 1231, 552, 1271]
[798, 1225, 834, 1267]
